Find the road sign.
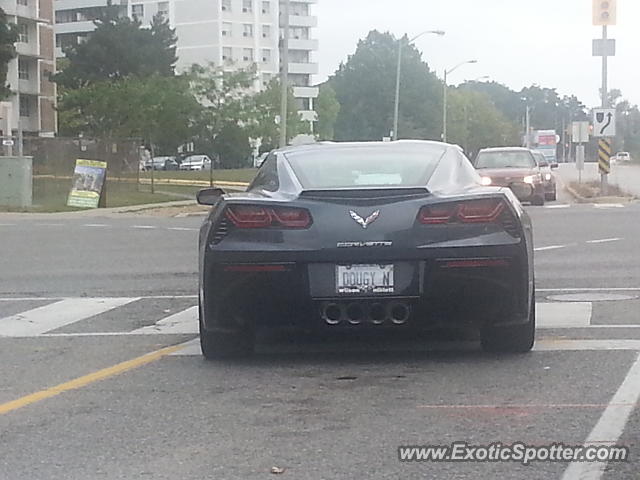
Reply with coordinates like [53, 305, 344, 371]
[598, 139, 612, 174]
[593, 108, 616, 137]
[593, 0, 617, 26]
[572, 121, 590, 143]
[592, 38, 616, 57]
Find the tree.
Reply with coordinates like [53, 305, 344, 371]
[0, 7, 17, 100]
[315, 84, 340, 140]
[250, 78, 302, 152]
[328, 30, 442, 141]
[58, 75, 198, 153]
[212, 122, 252, 168]
[54, 8, 177, 88]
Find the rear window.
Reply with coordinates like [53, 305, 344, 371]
[475, 151, 536, 169]
[284, 146, 445, 189]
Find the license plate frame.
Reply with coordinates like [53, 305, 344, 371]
[336, 264, 395, 294]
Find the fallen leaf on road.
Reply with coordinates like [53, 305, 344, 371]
[270, 466, 286, 474]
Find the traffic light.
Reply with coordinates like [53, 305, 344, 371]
[593, 0, 617, 26]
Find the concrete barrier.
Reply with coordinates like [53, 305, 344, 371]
[0, 157, 33, 207]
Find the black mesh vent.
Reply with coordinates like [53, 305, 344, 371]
[500, 209, 521, 238]
[212, 218, 230, 244]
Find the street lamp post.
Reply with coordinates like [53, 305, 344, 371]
[442, 60, 477, 143]
[393, 29, 445, 141]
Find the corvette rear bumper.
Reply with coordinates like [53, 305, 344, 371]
[200, 246, 531, 333]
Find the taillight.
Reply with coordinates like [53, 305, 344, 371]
[225, 205, 312, 229]
[418, 199, 506, 224]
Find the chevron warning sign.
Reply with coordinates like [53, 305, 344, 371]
[598, 139, 612, 174]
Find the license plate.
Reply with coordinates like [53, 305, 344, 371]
[336, 264, 394, 294]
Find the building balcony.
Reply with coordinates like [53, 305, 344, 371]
[16, 42, 39, 58]
[55, 0, 111, 10]
[288, 14, 317, 27]
[18, 79, 40, 96]
[289, 0, 317, 4]
[288, 62, 318, 75]
[54, 20, 97, 35]
[287, 38, 318, 51]
[292, 86, 319, 99]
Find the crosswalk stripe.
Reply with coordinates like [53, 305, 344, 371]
[129, 306, 199, 335]
[536, 302, 592, 328]
[0, 298, 139, 337]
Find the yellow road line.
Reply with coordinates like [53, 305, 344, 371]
[0, 345, 182, 415]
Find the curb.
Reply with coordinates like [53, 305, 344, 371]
[563, 184, 635, 204]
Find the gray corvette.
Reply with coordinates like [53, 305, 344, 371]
[196, 141, 535, 358]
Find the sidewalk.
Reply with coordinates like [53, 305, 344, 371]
[555, 163, 640, 199]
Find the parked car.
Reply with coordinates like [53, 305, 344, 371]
[614, 152, 632, 163]
[473, 147, 546, 206]
[179, 155, 213, 171]
[196, 141, 535, 358]
[144, 156, 177, 171]
[532, 150, 558, 201]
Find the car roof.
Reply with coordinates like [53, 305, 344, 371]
[478, 147, 532, 153]
[276, 140, 455, 157]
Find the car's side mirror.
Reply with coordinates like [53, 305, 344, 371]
[538, 161, 548, 168]
[197, 188, 225, 205]
[550, 163, 559, 169]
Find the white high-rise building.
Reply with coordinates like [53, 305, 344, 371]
[53, 0, 319, 130]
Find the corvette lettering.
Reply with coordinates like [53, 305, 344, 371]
[337, 241, 393, 248]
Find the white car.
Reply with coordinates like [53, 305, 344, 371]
[179, 155, 212, 171]
[615, 152, 631, 163]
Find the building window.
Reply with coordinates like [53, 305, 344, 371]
[19, 96, 30, 117]
[262, 73, 272, 87]
[18, 59, 29, 80]
[261, 49, 270, 63]
[17, 0, 28, 6]
[242, 0, 252, 13]
[222, 47, 232, 62]
[243, 24, 253, 37]
[131, 4, 144, 18]
[17, 23, 29, 43]
[261, 1, 270, 14]
[222, 22, 232, 37]
[157, 1, 169, 17]
[290, 27, 307, 40]
[221, 0, 231, 12]
[262, 25, 270, 38]
[243, 48, 253, 62]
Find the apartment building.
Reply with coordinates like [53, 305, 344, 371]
[53, 0, 319, 130]
[0, 0, 56, 137]
[53, 0, 127, 57]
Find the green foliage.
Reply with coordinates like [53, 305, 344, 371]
[0, 7, 17, 100]
[249, 78, 302, 152]
[316, 84, 340, 140]
[212, 123, 252, 168]
[58, 75, 198, 153]
[54, 9, 177, 89]
[329, 30, 442, 141]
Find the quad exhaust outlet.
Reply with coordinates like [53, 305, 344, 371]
[320, 301, 411, 326]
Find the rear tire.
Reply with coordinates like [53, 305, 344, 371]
[481, 296, 535, 353]
[545, 190, 557, 201]
[199, 302, 254, 360]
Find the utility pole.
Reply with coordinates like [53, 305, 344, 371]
[600, 24, 609, 195]
[442, 60, 477, 143]
[525, 105, 531, 148]
[279, 0, 290, 148]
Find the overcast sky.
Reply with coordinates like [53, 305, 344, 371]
[314, 0, 640, 108]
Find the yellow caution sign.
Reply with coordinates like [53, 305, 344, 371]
[598, 139, 612, 175]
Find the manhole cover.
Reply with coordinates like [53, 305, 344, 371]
[547, 293, 638, 302]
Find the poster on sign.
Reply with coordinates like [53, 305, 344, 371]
[67, 159, 108, 208]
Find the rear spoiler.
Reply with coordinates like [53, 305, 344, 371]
[299, 187, 430, 201]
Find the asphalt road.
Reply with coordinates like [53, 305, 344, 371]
[1, 196, 640, 480]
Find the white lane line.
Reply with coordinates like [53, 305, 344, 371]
[534, 245, 566, 252]
[167, 227, 198, 231]
[131, 225, 157, 230]
[0, 295, 198, 301]
[544, 204, 571, 209]
[37, 223, 64, 227]
[536, 340, 640, 351]
[0, 298, 139, 336]
[0, 223, 16, 226]
[593, 203, 625, 209]
[538, 288, 640, 292]
[586, 238, 621, 244]
[561, 353, 640, 480]
[130, 306, 198, 335]
[83, 224, 109, 228]
[536, 302, 592, 329]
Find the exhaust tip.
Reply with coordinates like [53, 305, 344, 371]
[369, 303, 386, 325]
[388, 301, 411, 325]
[323, 303, 343, 325]
[346, 303, 364, 325]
